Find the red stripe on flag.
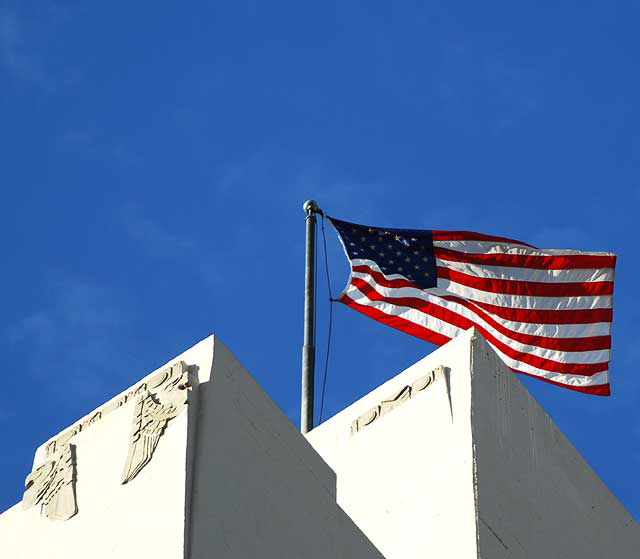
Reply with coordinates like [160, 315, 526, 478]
[354, 266, 614, 324]
[437, 266, 613, 297]
[511, 368, 610, 396]
[346, 279, 609, 376]
[431, 230, 534, 246]
[434, 246, 616, 270]
[349, 278, 610, 352]
[443, 297, 612, 325]
[352, 265, 416, 289]
[341, 292, 608, 395]
[339, 293, 452, 346]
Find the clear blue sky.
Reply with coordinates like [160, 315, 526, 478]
[1, 1, 638, 520]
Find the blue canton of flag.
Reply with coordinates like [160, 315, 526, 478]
[330, 218, 437, 291]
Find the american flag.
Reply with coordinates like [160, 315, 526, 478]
[328, 216, 616, 396]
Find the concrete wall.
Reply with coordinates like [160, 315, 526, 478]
[0, 337, 214, 559]
[307, 329, 480, 559]
[187, 338, 383, 558]
[0, 335, 383, 559]
[307, 328, 640, 559]
[470, 332, 640, 559]
[3, 328, 636, 559]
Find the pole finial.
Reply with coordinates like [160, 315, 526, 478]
[303, 200, 322, 216]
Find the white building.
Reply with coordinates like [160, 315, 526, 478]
[0, 329, 638, 557]
[307, 328, 640, 558]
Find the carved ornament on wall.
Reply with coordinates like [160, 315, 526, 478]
[121, 361, 190, 484]
[23, 443, 77, 521]
[350, 365, 446, 435]
[43, 361, 189, 458]
[25, 361, 191, 520]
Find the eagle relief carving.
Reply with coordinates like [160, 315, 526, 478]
[121, 361, 190, 484]
[23, 443, 77, 521]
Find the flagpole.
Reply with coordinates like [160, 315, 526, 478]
[302, 200, 322, 433]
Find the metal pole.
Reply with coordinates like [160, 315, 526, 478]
[301, 199, 321, 433]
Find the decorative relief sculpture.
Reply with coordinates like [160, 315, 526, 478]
[24, 360, 191, 520]
[43, 361, 188, 458]
[351, 365, 446, 435]
[23, 443, 77, 521]
[121, 362, 190, 484]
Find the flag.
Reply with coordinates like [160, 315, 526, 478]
[328, 216, 616, 396]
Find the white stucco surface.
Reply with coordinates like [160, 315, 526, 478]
[0, 335, 383, 559]
[0, 336, 213, 559]
[307, 329, 480, 559]
[470, 332, 640, 558]
[2, 329, 637, 558]
[187, 337, 383, 558]
[307, 328, 640, 559]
